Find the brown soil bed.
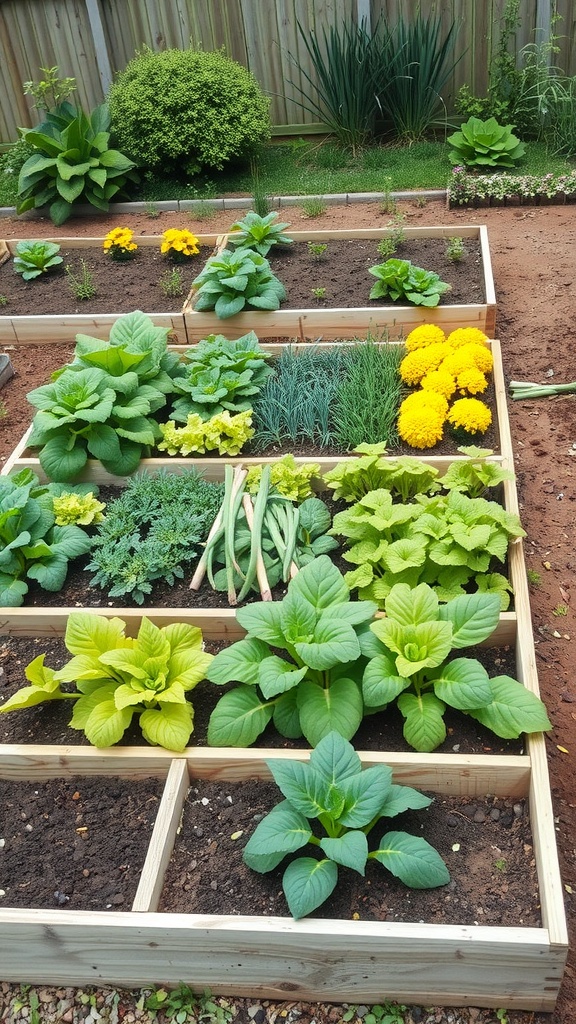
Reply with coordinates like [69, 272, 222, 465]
[264, 238, 484, 309]
[0, 245, 214, 315]
[158, 778, 539, 926]
[0, 774, 162, 909]
[0, 634, 522, 756]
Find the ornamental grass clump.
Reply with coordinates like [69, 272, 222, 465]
[103, 226, 138, 261]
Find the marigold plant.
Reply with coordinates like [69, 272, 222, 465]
[447, 397, 492, 435]
[420, 368, 457, 399]
[161, 228, 200, 262]
[404, 323, 446, 351]
[446, 327, 489, 348]
[103, 226, 138, 261]
[461, 342, 494, 373]
[400, 390, 449, 417]
[398, 405, 445, 449]
[399, 343, 451, 384]
[456, 366, 488, 395]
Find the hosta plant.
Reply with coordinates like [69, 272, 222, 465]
[0, 469, 93, 606]
[206, 555, 377, 747]
[0, 613, 213, 751]
[447, 116, 526, 169]
[228, 211, 294, 256]
[368, 259, 451, 307]
[243, 730, 450, 919]
[363, 582, 551, 752]
[171, 331, 273, 422]
[13, 240, 63, 280]
[17, 101, 138, 225]
[192, 248, 286, 319]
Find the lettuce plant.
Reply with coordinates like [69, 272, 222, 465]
[323, 443, 440, 503]
[52, 491, 106, 526]
[193, 248, 286, 319]
[206, 556, 377, 747]
[171, 331, 273, 422]
[0, 613, 213, 751]
[447, 116, 526, 169]
[0, 469, 93, 606]
[228, 212, 294, 256]
[363, 582, 551, 752]
[13, 240, 63, 280]
[245, 454, 320, 501]
[27, 311, 183, 481]
[243, 731, 449, 919]
[368, 258, 451, 307]
[158, 410, 255, 457]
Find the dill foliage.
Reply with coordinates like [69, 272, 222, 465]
[87, 469, 224, 603]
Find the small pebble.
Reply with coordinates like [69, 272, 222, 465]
[201, 797, 210, 806]
[473, 809, 486, 823]
[513, 802, 524, 817]
[210, 880, 218, 890]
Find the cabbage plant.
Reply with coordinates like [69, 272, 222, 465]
[193, 248, 286, 319]
[447, 116, 526, 168]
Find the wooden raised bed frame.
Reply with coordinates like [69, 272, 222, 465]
[0, 234, 225, 346]
[183, 225, 496, 340]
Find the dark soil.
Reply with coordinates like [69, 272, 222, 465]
[0, 774, 163, 909]
[159, 779, 539, 926]
[0, 633, 523, 756]
[0, 245, 214, 315]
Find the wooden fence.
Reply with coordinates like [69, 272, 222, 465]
[0, 0, 575, 144]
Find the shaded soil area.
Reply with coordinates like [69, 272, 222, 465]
[1, 198, 576, 1023]
[159, 779, 539, 927]
[0, 634, 522, 756]
[0, 245, 214, 315]
[0, 775, 162, 909]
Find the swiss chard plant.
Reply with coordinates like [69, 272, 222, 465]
[206, 555, 377, 746]
[368, 258, 451, 307]
[13, 240, 63, 280]
[243, 730, 450, 918]
[192, 248, 286, 319]
[447, 116, 526, 169]
[171, 331, 273, 422]
[362, 582, 551, 752]
[26, 311, 183, 481]
[0, 469, 94, 606]
[17, 101, 139, 225]
[227, 211, 294, 256]
[0, 613, 213, 751]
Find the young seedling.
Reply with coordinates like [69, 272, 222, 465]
[526, 569, 542, 586]
[0, 295, 7, 306]
[311, 286, 327, 299]
[553, 604, 569, 616]
[307, 241, 328, 259]
[144, 201, 160, 219]
[301, 196, 327, 218]
[445, 236, 466, 262]
[65, 260, 96, 300]
[159, 266, 185, 299]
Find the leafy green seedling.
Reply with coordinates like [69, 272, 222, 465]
[301, 197, 327, 217]
[526, 569, 542, 586]
[228, 211, 293, 256]
[243, 730, 450, 918]
[13, 240, 63, 280]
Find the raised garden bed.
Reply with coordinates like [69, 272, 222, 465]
[183, 226, 496, 340]
[0, 234, 223, 345]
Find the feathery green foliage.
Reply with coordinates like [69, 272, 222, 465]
[332, 337, 405, 449]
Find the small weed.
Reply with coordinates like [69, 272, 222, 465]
[526, 569, 542, 586]
[553, 603, 569, 616]
[146, 984, 233, 1024]
[0, 400, 6, 419]
[160, 266, 185, 299]
[193, 200, 218, 221]
[342, 1001, 408, 1024]
[307, 241, 328, 260]
[65, 260, 96, 300]
[377, 214, 406, 259]
[301, 196, 327, 218]
[0, 294, 7, 306]
[494, 857, 508, 872]
[414, 195, 428, 207]
[445, 236, 466, 262]
[495, 1010, 509, 1024]
[379, 177, 398, 214]
[144, 201, 161, 219]
[311, 286, 326, 299]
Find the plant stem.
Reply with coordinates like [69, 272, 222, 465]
[241, 492, 272, 601]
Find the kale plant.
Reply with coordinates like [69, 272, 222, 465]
[243, 731, 449, 918]
[87, 469, 224, 603]
[192, 248, 286, 319]
[171, 331, 273, 422]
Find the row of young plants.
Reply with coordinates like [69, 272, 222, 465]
[448, 166, 576, 206]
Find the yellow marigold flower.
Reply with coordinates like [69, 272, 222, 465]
[161, 228, 200, 258]
[446, 327, 489, 348]
[420, 368, 457, 399]
[103, 226, 137, 258]
[447, 398, 492, 434]
[405, 324, 446, 351]
[399, 343, 452, 384]
[398, 407, 445, 449]
[456, 367, 488, 395]
[440, 349, 478, 377]
[462, 342, 494, 373]
[399, 390, 449, 417]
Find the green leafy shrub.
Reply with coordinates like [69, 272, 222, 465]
[228, 211, 293, 256]
[26, 311, 183, 481]
[0, 613, 212, 751]
[17, 102, 138, 225]
[171, 331, 273, 423]
[87, 469, 224, 604]
[192, 248, 286, 319]
[243, 731, 450, 918]
[363, 582, 551, 752]
[0, 469, 93, 606]
[108, 46, 270, 176]
[206, 555, 377, 747]
[368, 259, 451, 307]
[13, 240, 63, 280]
[447, 116, 526, 168]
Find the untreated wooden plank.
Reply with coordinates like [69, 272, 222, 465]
[132, 758, 190, 913]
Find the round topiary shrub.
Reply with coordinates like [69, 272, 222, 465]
[108, 46, 270, 176]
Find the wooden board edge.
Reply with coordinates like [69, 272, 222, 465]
[131, 758, 190, 912]
[527, 731, 570, 947]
